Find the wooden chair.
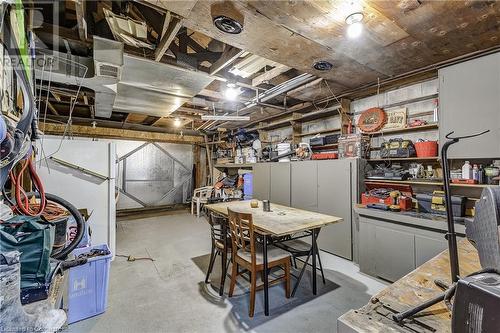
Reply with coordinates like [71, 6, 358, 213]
[191, 186, 213, 217]
[227, 209, 291, 317]
[205, 212, 231, 296]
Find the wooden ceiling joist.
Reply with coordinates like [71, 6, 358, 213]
[252, 64, 291, 87]
[209, 46, 245, 75]
[154, 14, 183, 61]
[73, 0, 87, 41]
[43, 123, 203, 144]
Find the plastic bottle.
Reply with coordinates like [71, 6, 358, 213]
[478, 164, 485, 184]
[462, 161, 472, 179]
[472, 164, 479, 182]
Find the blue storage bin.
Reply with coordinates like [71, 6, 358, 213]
[243, 173, 253, 199]
[67, 244, 112, 324]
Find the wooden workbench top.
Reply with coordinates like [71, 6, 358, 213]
[338, 239, 480, 332]
[205, 200, 342, 236]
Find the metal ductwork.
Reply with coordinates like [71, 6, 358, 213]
[239, 73, 316, 113]
[34, 37, 215, 119]
[34, 36, 123, 118]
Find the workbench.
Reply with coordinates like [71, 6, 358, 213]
[337, 239, 480, 332]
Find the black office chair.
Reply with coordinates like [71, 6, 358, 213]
[204, 212, 231, 296]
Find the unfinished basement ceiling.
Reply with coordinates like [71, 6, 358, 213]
[149, 0, 500, 93]
[33, 0, 500, 133]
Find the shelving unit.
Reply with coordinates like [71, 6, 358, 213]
[214, 163, 255, 169]
[295, 128, 341, 137]
[363, 123, 439, 137]
[367, 157, 439, 162]
[311, 143, 338, 150]
[365, 179, 493, 189]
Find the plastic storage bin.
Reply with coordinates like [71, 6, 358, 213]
[67, 244, 112, 324]
[243, 173, 253, 199]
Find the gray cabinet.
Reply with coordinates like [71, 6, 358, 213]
[317, 159, 353, 260]
[374, 226, 415, 282]
[252, 163, 270, 200]
[270, 163, 291, 206]
[439, 52, 500, 158]
[415, 235, 448, 267]
[291, 161, 318, 211]
[358, 209, 464, 282]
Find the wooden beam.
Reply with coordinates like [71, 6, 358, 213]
[42, 123, 203, 144]
[154, 15, 183, 62]
[73, 0, 87, 41]
[43, 100, 59, 116]
[209, 46, 245, 75]
[252, 64, 291, 86]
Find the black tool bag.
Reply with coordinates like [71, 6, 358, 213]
[380, 138, 417, 158]
[0, 215, 55, 289]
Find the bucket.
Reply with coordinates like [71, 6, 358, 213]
[277, 143, 291, 162]
[414, 141, 438, 157]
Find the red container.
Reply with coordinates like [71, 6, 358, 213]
[414, 141, 438, 157]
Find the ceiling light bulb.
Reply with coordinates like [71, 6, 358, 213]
[347, 21, 363, 39]
[224, 86, 240, 101]
[174, 118, 181, 127]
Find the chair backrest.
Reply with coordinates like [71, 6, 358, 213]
[195, 186, 213, 200]
[207, 212, 228, 244]
[227, 209, 256, 264]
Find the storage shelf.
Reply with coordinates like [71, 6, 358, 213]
[295, 128, 341, 137]
[368, 157, 439, 162]
[214, 163, 255, 168]
[364, 178, 493, 188]
[311, 144, 338, 150]
[364, 179, 443, 186]
[363, 123, 438, 136]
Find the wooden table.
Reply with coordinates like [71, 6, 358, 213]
[338, 239, 481, 332]
[205, 200, 342, 316]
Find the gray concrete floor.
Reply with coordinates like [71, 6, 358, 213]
[67, 212, 387, 333]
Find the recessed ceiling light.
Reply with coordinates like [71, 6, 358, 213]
[213, 16, 243, 34]
[347, 22, 363, 39]
[345, 12, 364, 25]
[313, 61, 333, 71]
[345, 12, 364, 39]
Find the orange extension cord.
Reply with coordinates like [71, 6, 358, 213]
[9, 158, 47, 216]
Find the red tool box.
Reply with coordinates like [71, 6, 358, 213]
[361, 183, 414, 210]
[312, 153, 338, 160]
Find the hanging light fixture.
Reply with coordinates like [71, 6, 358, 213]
[345, 12, 364, 39]
[224, 82, 240, 101]
[173, 117, 182, 127]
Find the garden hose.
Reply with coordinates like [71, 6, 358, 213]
[24, 192, 85, 260]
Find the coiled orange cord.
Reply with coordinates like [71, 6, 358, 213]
[9, 158, 46, 216]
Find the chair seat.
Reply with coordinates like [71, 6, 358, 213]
[277, 239, 312, 255]
[237, 245, 291, 265]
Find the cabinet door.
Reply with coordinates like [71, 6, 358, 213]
[415, 235, 448, 267]
[439, 52, 500, 158]
[375, 226, 415, 282]
[291, 161, 318, 211]
[317, 159, 353, 259]
[270, 163, 291, 206]
[358, 217, 377, 277]
[252, 163, 270, 200]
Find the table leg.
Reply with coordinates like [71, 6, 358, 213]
[263, 234, 269, 316]
[311, 228, 317, 295]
